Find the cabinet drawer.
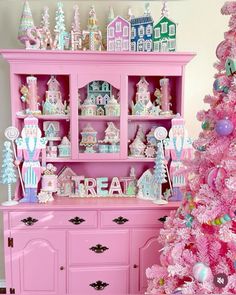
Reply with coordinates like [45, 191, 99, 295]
[101, 210, 171, 228]
[10, 211, 97, 229]
[68, 230, 129, 265]
[68, 266, 129, 294]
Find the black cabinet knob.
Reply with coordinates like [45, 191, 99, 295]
[89, 244, 109, 254]
[112, 216, 129, 225]
[21, 217, 38, 226]
[68, 217, 85, 225]
[158, 216, 168, 223]
[90, 280, 109, 291]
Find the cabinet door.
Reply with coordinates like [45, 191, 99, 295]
[130, 229, 161, 294]
[11, 230, 66, 295]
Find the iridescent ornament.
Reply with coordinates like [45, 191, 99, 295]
[193, 262, 212, 283]
[215, 118, 234, 136]
[201, 121, 210, 130]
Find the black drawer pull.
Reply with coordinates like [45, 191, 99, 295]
[69, 217, 85, 225]
[90, 244, 109, 254]
[90, 280, 109, 291]
[21, 217, 38, 226]
[112, 216, 129, 224]
[158, 216, 168, 223]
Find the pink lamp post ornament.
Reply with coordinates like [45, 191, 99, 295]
[20, 76, 41, 115]
[155, 78, 173, 115]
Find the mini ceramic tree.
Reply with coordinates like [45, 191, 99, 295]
[55, 2, 66, 33]
[0, 141, 18, 206]
[41, 6, 50, 29]
[18, 0, 35, 45]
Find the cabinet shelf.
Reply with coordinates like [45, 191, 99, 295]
[79, 116, 120, 121]
[128, 115, 175, 121]
[46, 157, 155, 163]
[17, 114, 70, 120]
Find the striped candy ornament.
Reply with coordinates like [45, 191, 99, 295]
[193, 262, 212, 283]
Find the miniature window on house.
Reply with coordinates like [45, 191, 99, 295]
[137, 39, 144, 51]
[161, 22, 168, 33]
[145, 40, 152, 51]
[154, 28, 160, 38]
[131, 27, 136, 38]
[109, 40, 114, 51]
[131, 42, 136, 51]
[169, 24, 175, 36]
[168, 39, 176, 50]
[116, 39, 122, 51]
[123, 26, 129, 37]
[109, 27, 114, 38]
[146, 25, 152, 35]
[123, 40, 129, 50]
[116, 22, 122, 32]
[154, 42, 160, 51]
[138, 26, 145, 37]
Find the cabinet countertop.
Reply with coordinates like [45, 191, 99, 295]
[0, 197, 180, 211]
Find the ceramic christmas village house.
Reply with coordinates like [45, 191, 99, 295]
[107, 16, 131, 51]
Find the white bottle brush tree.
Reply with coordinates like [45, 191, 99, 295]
[55, 2, 66, 33]
[153, 141, 168, 203]
[40, 6, 50, 30]
[0, 141, 18, 206]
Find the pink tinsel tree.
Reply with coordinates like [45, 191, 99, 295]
[146, 2, 236, 294]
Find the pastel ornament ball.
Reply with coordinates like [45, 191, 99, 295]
[215, 118, 234, 136]
[193, 262, 212, 283]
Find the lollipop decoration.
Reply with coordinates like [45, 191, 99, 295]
[4, 126, 25, 197]
[152, 126, 172, 204]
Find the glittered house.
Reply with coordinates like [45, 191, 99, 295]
[153, 16, 176, 52]
[129, 136, 146, 157]
[43, 121, 60, 139]
[58, 136, 71, 157]
[57, 167, 77, 196]
[43, 76, 67, 115]
[105, 95, 120, 116]
[103, 122, 120, 145]
[81, 97, 97, 116]
[80, 123, 97, 146]
[107, 16, 130, 51]
[130, 15, 153, 52]
[137, 169, 159, 200]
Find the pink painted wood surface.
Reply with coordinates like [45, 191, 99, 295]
[68, 230, 129, 265]
[0, 197, 180, 211]
[130, 229, 161, 294]
[9, 210, 97, 229]
[11, 230, 66, 295]
[68, 266, 129, 294]
[0, 49, 193, 294]
[101, 209, 172, 228]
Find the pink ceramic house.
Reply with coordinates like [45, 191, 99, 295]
[107, 16, 131, 51]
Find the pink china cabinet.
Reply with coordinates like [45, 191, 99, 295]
[0, 50, 195, 295]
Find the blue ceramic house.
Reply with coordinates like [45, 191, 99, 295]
[130, 16, 154, 52]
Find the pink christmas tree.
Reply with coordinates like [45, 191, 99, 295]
[146, 2, 236, 294]
[18, 0, 35, 44]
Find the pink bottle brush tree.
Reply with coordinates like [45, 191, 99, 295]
[146, 2, 236, 294]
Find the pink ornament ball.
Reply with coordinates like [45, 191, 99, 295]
[215, 119, 234, 136]
[193, 262, 212, 283]
[206, 166, 226, 189]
